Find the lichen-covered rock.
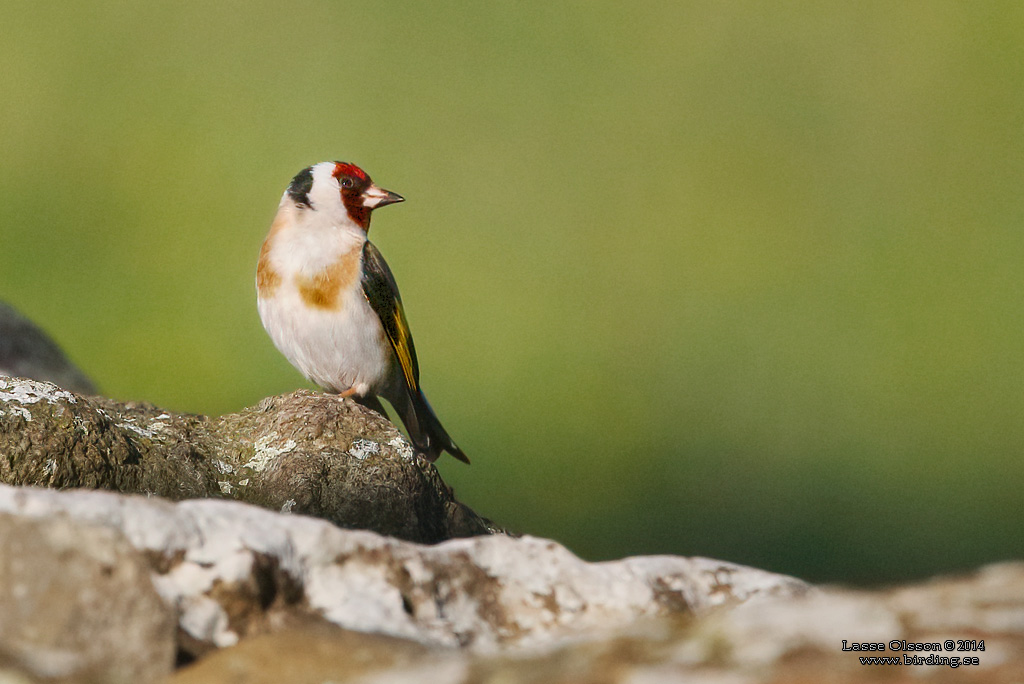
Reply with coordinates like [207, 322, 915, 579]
[0, 377, 493, 542]
[210, 391, 496, 541]
[660, 562, 1024, 683]
[3, 485, 1017, 683]
[0, 484, 808, 663]
[170, 565, 1024, 684]
[0, 378, 221, 499]
[0, 512, 176, 684]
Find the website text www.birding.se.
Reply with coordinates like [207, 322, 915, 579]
[842, 640, 984, 669]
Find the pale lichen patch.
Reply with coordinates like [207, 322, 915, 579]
[387, 437, 415, 460]
[213, 460, 235, 475]
[0, 377, 78, 420]
[120, 420, 159, 439]
[246, 433, 297, 472]
[4, 405, 32, 421]
[95, 408, 159, 439]
[349, 439, 381, 460]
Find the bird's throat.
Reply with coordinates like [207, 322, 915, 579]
[341, 199, 371, 232]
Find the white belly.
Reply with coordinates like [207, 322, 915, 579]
[258, 274, 392, 395]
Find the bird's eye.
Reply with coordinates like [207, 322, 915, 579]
[340, 177, 355, 189]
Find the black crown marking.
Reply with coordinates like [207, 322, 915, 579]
[286, 166, 315, 208]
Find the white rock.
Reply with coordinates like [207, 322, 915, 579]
[0, 484, 807, 654]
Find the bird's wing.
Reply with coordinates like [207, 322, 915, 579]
[360, 240, 420, 392]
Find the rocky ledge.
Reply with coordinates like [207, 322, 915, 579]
[0, 484, 810, 682]
[0, 376, 493, 543]
[1, 485, 1021, 684]
[1, 375, 1021, 683]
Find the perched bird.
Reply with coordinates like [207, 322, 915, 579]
[256, 161, 469, 463]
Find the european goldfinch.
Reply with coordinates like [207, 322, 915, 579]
[256, 161, 468, 463]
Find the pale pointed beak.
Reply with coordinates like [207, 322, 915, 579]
[361, 184, 405, 209]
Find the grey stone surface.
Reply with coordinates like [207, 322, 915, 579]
[0, 512, 176, 684]
[0, 377, 494, 543]
[0, 485, 808, 661]
[168, 563, 1024, 683]
[1, 486, 1016, 683]
[169, 564, 1024, 684]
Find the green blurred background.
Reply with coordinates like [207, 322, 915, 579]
[2, 2, 1021, 584]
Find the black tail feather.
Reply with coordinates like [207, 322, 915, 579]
[394, 389, 469, 464]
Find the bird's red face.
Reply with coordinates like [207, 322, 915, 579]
[332, 162, 404, 232]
